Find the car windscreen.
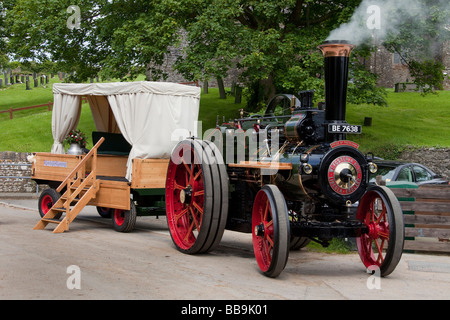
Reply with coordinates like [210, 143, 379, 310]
[369, 165, 397, 182]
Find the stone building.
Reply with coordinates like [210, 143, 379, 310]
[363, 41, 450, 90]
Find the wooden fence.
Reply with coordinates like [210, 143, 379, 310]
[0, 81, 199, 120]
[0, 102, 53, 119]
[392, 185, 450, 253]
[0, 97, 89, 120]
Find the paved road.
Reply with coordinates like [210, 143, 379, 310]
[1, 194, 450, 302]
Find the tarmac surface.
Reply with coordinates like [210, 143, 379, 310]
[1, 192, 450, 301]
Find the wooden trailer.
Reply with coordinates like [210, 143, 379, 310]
[31, 81, 200, 233]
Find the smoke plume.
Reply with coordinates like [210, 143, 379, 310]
[327, 0, 450, 52]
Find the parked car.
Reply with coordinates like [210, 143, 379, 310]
[369, 161, 449, 185]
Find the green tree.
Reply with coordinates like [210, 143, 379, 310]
[4, 0, 448, 110]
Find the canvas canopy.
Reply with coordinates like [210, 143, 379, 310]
[51, 81, 201, 180]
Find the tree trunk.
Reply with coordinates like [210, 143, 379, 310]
[245, 75, 276, 112]
[217, 77, 226, 99]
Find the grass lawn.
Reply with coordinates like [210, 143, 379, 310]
[0, 81, 449, 155]
[0, 77, 59, 118]
[347, 90, 450, 158]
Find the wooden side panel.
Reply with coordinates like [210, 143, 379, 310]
[88, 154, 128, 177]
[32, 153, 82, 182]
[88, 180, 130, 210]
[32, 153, 129, 182]
[228, 161, 293, 170]
[131, 158, 170, 189]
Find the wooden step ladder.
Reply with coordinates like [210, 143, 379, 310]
[33, 137, 105, 233]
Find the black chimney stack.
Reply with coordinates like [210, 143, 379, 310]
[318, 40, 355, 140]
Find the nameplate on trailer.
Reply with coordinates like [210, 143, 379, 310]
[330, 140, 360, 149]
[44, 160, 68, 168]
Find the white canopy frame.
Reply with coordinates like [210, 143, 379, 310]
[51, 81, 201, 181]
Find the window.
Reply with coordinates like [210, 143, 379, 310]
[413, 166, 432, 182]
[393, 52, 406, 65]
[397, 167, 413, 182]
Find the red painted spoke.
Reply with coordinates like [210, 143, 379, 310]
[181, 159, 192, 185]
[189, 207, 200, 231]
[174, 181, 185, 190]
[375, 240, 385, 264]
[263, 198, 269, 221]
[184, 219, 195, 242]
[193, 190, 204, 197]
[266, 234, 274, 247]
[369, 201, 375, 223]
[192, 201, 204, 215]
[378, 230, 389, 239]
[174, 207, 189, 221]
[193, 167, 202, 182]
[181, 159, 192, 176]
[375, 203, 386, 224]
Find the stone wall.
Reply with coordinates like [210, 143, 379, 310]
[0, 152, 37, 193]
[399, 147, 450, 180]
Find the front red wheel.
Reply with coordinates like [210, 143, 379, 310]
[252, 185, 290, 278]
[356, 186, 404, 277]
[38, 188, 61, 219]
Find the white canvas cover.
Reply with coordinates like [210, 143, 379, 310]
[51, 81, 201, 180]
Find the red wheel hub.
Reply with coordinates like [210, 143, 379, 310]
[114, 209, 125, 226]
[40, 195, 53, 215]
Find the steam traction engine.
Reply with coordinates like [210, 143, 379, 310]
[165, 41, 404, 278]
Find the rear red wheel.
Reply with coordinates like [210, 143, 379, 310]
[252, 185, 290, 278]
[166, 139, 228, 254]
[112, 200, 136, 233]
[356, 186, 404, 277]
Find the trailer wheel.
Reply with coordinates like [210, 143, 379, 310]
[38, 188, 62, 219]
[252, 185, 290, 278]
[97, 207, 113, 218]
[356, 185, 404, 277]
[166, 139, 228, 254]
[112, 200, 136, 233]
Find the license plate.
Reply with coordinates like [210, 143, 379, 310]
[328, 124, 362, 134]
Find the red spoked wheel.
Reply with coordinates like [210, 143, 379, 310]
[252, 185, 290, 278]
[166, 139, 228, 254]
[356, 185, 404, 277]
[112, 200, 136, 233]
[38, 188, 62, 219]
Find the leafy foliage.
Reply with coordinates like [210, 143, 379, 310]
[2, 0, 448, 110]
